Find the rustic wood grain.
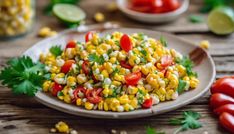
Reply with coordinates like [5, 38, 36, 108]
[0, 0, 233, 134]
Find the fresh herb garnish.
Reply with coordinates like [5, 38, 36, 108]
[146, 126, 165, 134]
[0, 56, 46, 96]
[88, 53, 105, 64]
[200, 0, 234, 13]
[140, 50, 147, 56]
[159, 36, 168, 47]
[170, 111, 202, 134]
[49, 45, 63, 57]
[177, 79, 187, 94]
[175, 56, 198, 78]
[188, 15, 204, 23]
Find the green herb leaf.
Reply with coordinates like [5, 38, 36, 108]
[0, 56, 46, 96]
[160, 36, 168, 47]
[140, 50, 147, 56]
[88, 53, 104, 64]
[146, 126, 165, 134]
[169, 111, 202, 134]
[188, 15, 204, 23]
[177, 79, 187, 94]
[50, 46, 63, 57]
[175, 56, 197, 77]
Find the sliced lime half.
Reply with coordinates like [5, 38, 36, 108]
[208, 6, 234, 35]
[53, 4, 86, 24]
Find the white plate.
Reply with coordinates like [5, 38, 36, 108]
[24, 28, 215, 119]
[117, 0, 189, 23]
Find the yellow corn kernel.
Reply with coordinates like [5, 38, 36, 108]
[50, 66, 60, 73]
[98, 101, 104, 110]
[130, 98, 138, 108]
[85, 102, 94, 110]
[114, 74, 125, 82]
[132, 66, 141, 72]
[77, 74, 87, 84]
[38, 27, 51, 37]
[86, 44, 96, 53]
[183, 76, 190, 81]
[58, 95, 64, 100]
[117, 50, 127, 61]
[64, 95, 71, 103]
[51, 73, 56, 80]
[102, 88, 110, 97]
[67, 76, 76, 86]
[96, 47, 105, 55]
[91, 33, 99, 45]
[119, 95, 129, 105]
[76, 98, 82, 106]
[199, 40, 210, 49]
[39, 54, 45, 63]
[190, 77, 199, 89]
[124, 104, 132, 111]
[141, 66, 149, 75]
[112, 32, 122, 39]
[100, 43, 110, 51]
[94, 12, 105, 22]
[55, 121, 69, 133]
[109, 57, 117, 64]
[159, 95, 166, 102]
[157, 72, 164, 78]
[80, 51, 88, 59]
[112, 81, 121, 86]
[177, 65, 186, 77]
[42, 81, 51, 92]
[101, 70, 109, 78]
[104, 62, 113, 73]
[159, 87, 166, 95]
[166, 89, 174, 100]
[128, 86, 138, 95]
[104, 102, 109, 111]
[128, 95, 135, 100]
[110, 98, 120, 111]
[156, 63, 164, 70]
[128, 55, 137, 66]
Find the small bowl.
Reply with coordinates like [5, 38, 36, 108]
[117, 0, 189, 23]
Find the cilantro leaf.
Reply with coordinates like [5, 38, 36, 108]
[146, 126, 165, 134]
[175, 56, 198, 77]
[49, 46, 63, 57]
[188, 15, 204, 23]
[140, 50, 147, 56]
[88, 53, 104, 64]
[177, 79, 187, 94]
[169, 111, 202, 134]
[159, 36, 168, 47]
[0, 56, 46, 96]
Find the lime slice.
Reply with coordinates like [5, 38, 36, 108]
[53, 4, 86, 24]
[208, 6, 234, 35]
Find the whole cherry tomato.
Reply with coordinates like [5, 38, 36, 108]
[151, 0, 165, 13]
[211, 76, 234, 98]
[120, 34, 132, 52]
[51, 82, 63, 96]
[86, 88, 103, 104]
[130, 5, 152, 13]
[61, 60, 75, 74]
[163, 0, 180, 12]
[161, 55, 173, 68]
[120, 61, 133, 69]
[82, 60, 90, 75]
[142, 97, 153, 108]
[131, 0, 154, 7]
[66, 41, 76, 48]
[214, 104, 234, 116]
[210, 93, 234, 108]
[85, 31, 94, 42]
[219, 112, 234, 133]
[125, 71, 142, 86]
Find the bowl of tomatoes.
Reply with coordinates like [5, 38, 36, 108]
[117, 0, 189, 23]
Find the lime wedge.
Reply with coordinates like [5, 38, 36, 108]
[53, 4, 86, 24]
[208, 6, 234, 35]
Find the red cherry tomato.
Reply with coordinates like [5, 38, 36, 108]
[120, 61, 133, 69]
[210, 93, 234, 108]
[61, 60, 75, 74]
[66, 41, 76, 48]
[163, 0, 180, 11]
[151, 0, 165, 13]
[86, 88, 103, 104]
[82, 60, 90, 75]
[214, 104, 234, 116]
[125, 72, 142, 86]
[219, 112, 234, 133]
[131, 0, 154, 7]
[161, 55, 173, 68]
[73, 86, 86, 100]
[142, 98, 153, 108]
[120, 34, 132, 52]
[130, 5, 152, 13]
[211, 76, 234, 98]
[85, 31, 94, 42]
[51, 82, 63, 96]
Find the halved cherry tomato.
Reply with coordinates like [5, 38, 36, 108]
[211, 76, 234, 98]
[92, 74, 98, 82]
[120, 34, 132, 52]
[82, 60, 90, 75]
[61, 60, 75, 74]
[85, 31, 94, 42]
[161, 55, 173, 68]
[125, 71, 142, 86]
[120, 61, 133, 69]
[86, 88, 103, 104]
[142, 97, 153, 108]
[219, 112, 234, 133]
[51, 82, 63, 96]
[163, 0, 180, 11]
[66, 41, 76, 48]
[210, 93, 234, 108]
[214, 104, 234, 116]
[73, 86, 86, 100]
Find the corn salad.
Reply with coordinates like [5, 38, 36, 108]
[40, 32, 199, 112]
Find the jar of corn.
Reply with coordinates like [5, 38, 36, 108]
[0, 0, 35, 39]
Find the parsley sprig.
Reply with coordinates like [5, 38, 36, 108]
[0, 56, 46, 96]
[175, 56, 198, 77]
[176, 79, 187, 94]
[146, 126, 165, 134]
[50, 45, 63, 57]
[170, 111, 202, 134]
[88, 53, 105, 64]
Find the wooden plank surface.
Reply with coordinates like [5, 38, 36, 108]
[0, 0, 233, 134]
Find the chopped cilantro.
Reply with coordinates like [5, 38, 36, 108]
[140, 50, 147, 56]
[146, 126, 165, 134]
[159, 36, 168, 47]
[177, 79, 187, 94]
[49, 45, 62, 57]
[88, 53, 104, 64]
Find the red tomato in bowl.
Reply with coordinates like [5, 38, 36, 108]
[163, 0, 180, 11]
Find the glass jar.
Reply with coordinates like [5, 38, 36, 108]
[0, 0, 35, 39]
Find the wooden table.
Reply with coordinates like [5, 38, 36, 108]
[0, 0, 233, 134]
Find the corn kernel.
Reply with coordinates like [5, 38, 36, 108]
[199, 40, 210, 49]
[130, 98, 138, 108]
[119, 95, 129, 104]
[85, 102, 94, 110]
[76, 98, 82, 106]
[98, 101, 104, 110]
[128, 86, 138, 95]
[101, 70, 109, 78]
[64, 95, 71, 103]
[109, 57, 117, 64]
[190, 77, 199, 89]
[55, 121, 69, 133]
[104, 102, 109, 111]
[94, 12, 105, 22]
[42, 80, 51, 92]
